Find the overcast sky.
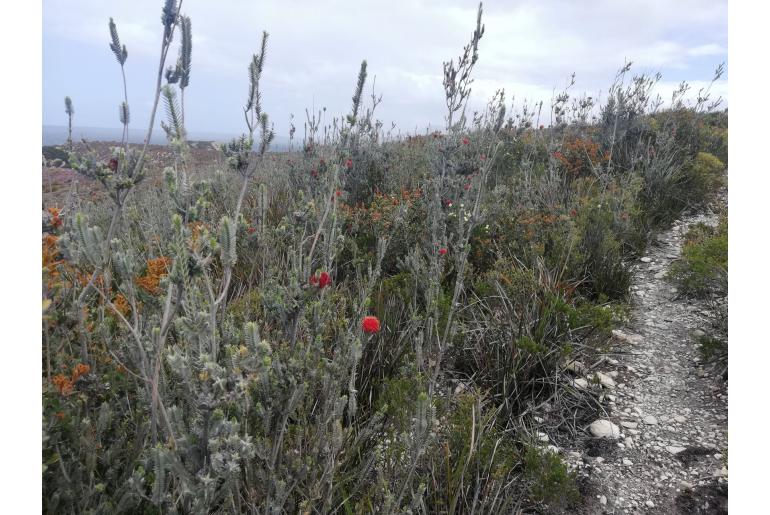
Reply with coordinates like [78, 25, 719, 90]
[42, 0, 727, 140]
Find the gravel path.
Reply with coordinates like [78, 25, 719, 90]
[564, 210, 728, 514]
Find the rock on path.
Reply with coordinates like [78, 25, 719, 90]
[564, 210, 728, 514]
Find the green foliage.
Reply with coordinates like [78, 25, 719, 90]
[670, 216, 727, 297]
[42, 145, 71, 167]
[574, 200, 632, 299]
[685, 152, 726, 206]
[523, 446, 580, 508]
[698, 334, 727, 362]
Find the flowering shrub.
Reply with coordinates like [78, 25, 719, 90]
[553, 136, 607, 179]
[135, 256, 171, 295]
[41, 2, 726, 513]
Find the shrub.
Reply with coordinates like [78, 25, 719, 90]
[523, 446, 580, 508]
[683, 152, 726, 207]
[42, 145, 71, 167]
[670, 216, 727, 298]
[42, 2, 727, 512]
[573, 201, 633, 299]
[553, 137, 608, 179]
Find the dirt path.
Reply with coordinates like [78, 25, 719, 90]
[565, 210, 728, 514]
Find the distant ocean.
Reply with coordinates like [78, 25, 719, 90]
[42, 125, 290, 150]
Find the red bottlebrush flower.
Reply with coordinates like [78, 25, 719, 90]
[309, 274, 319, 286]
[479, 154, 486, 161]
[438, 247, 448, 256]
[108, 158, 118, 172]
[247, 226, 257, 234]
[462, 137, 470, 145]
[318, 271, 331, 288]
[362, 316, 381, 334]
[345, 158, 353, 169]
[570, 209, 578, 217]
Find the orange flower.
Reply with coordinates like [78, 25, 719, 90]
[42, 234, 65, 289]
[110, 293, 131, 317]
[52, 374, 74, 396]
[47, 207, 63, 229]
[72, 363, 91, 381]
[137, 256, 171, 295]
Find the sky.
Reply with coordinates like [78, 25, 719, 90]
[42, 0, 727, 140]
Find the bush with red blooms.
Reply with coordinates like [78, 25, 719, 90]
[310, 271, 332, 289]
[361, 315, 381, 334]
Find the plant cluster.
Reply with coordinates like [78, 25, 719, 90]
[43, 2, 726, 512]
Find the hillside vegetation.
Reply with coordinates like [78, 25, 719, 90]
[42, 2, 727, 512]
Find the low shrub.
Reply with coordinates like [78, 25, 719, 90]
[523, 446, 580, 509]
[670, 216, 727, 298]
[687, 152, 726, 201]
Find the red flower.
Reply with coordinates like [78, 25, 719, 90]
[247, 226, 257, 234]
[345, 158, 353, 169]
[362, 316, 381, 334]
[462, 137, 470, 145]
[309, 274, 319, 286]
[335, 190, 342, 197]
[570, 209, 577, 217]
[539, 124, 544, 130]
[108, 158, 118, 172]
[464, 183, 471, 191]
[438, 247, 448, 256]
[479, 154, 486, 161]
[318, 271, 331, 288]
